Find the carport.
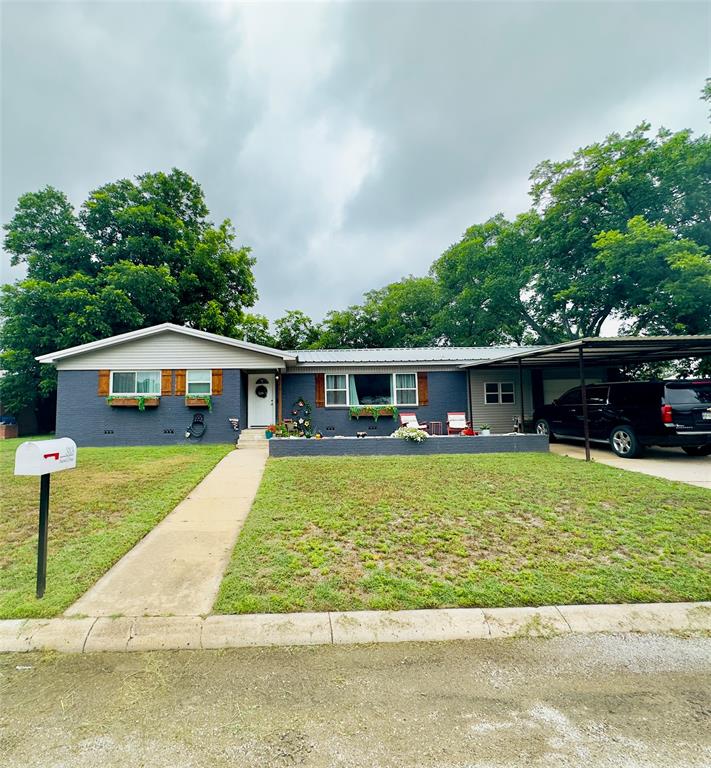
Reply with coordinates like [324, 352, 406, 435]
[464, 335, 711, 460]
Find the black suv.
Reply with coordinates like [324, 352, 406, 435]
[533, 380, 711, 458]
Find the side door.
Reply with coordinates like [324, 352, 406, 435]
[583, 385, 611, 439]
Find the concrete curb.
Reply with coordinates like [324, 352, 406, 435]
[1, 602, 709, 654]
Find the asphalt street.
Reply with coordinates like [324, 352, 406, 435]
[1, 633, 709, 767]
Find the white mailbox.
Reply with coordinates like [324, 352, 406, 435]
[14, 438, 77, 476]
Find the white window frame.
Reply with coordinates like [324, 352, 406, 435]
[186, 369, 212, 396]
[484, 381, 515, 405]
[325, 374, 348, 406]
[394, 373, 418, 407]
[324, 373, 419, 408]
[110, 370, 161, 396]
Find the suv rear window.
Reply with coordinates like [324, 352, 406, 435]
[664, 382, 711, 405]
[609, 382, 663, 407]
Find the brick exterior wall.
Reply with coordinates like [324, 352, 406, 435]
[269, 434, 549, 457]
[56, 369, 242, 446]
[281, 370, 469, 436]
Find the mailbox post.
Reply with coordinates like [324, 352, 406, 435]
[14, 438, 77, 598]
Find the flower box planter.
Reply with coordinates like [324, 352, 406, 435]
[348, 406, 399, 421]
[107, 397, 160, 409]
[185, 396, 212, 409]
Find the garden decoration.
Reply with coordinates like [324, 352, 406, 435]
[291, 396, 314, 437]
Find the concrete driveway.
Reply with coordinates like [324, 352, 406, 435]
[1, 634, 709, 767]
[550, 442, 711, 489]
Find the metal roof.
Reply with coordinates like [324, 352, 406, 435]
[462, 335, 711, 369]
[291, 346, 541, 367]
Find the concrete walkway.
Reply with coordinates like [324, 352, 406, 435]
[66, 446, 268, 617]
[550, 442, 711, 489]
[3, 601, 709, 653]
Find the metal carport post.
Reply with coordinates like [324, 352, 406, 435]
[517, 358, 525, 433]
[578, 344, 591, 461]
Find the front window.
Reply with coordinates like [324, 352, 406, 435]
[187, 369, 211, 395]
[484, 381, 515, 405]
[395, 373, 418, 406]
[111, 370, 160, 395]
[325, 373, 419, 407]
[350, 373, 392, 405]
[325, 374, 347, 406]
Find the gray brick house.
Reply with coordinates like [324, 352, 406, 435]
[37, 323, 606, 446]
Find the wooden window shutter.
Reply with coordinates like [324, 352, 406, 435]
[98, 370, 110, 397]
[175, 369, 186, 396]
[212, 369, 223, 396]
[161, 370, 173, 396]
[314, 373, 325, 408]
[417, 372, 429, 405]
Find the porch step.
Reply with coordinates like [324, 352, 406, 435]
[239, 428, 268, 448]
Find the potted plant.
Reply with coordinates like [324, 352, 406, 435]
[479, 424, 491, 436]
[265, 424, 277, 439]
[392, 425, 429, 443]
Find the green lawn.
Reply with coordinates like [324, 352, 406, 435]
[0, 437, 232, 618]
[214, 453, 711, 614]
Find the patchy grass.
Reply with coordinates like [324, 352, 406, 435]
[214, 454, 711, 614]
[0, 437, 232, 618]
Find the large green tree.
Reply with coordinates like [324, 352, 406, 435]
[432, 124, 711, 345]
[1, 169, 258, 420]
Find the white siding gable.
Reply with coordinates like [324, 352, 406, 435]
[55, 331, 286, 371]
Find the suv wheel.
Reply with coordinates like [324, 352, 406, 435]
[610, 426, 642, 458]
[535, 419, 556, 442]
[682, 445, 711, 457]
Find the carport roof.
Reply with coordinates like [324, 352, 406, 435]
[461, 335, 711, 369]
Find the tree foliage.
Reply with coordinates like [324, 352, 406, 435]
[1, 169, 257, 415]
[273, 310, 320, 349]
[313, 122, 711, 350]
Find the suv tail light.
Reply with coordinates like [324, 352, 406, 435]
[661, 404, 673, 424]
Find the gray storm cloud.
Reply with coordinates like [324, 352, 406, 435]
[1, 1, 708, 319]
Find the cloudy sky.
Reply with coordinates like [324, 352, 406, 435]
[1, 1, 709, 320]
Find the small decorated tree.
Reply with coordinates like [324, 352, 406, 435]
[290, 396, 314, 437]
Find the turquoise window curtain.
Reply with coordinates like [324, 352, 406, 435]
[348, 375, 360, 405]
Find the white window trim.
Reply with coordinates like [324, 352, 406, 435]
[109, 369, 161, 397]
[325, 374, 347, 407]
[484, 381, 515, 406]
[186, 369, 212, 396]
[324, 373, 419, 408]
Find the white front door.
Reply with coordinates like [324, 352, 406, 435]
[247, 374, 275, 427]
